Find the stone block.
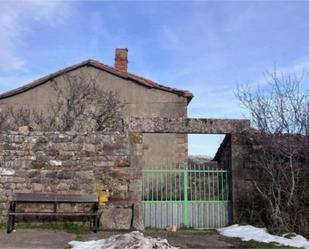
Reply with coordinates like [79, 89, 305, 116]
[12, 177, 26, 183]
[100, 206, 132, 230]
[31, 160, 47, 169]
[93, 161, 114, 167]
[18, 126, 31, 135]
[56, 182, 70, 191]
[76, 170, 94, 180]
[32, 183, 43, 192]
[0, 168, 15, 176]
[128, 132, 142, 144]
[15, 183, 28, 190]
[27, 170, 40, 178]
[57, 170, 74, 179]
[115, 157, 130, 167]
[82, 144, 97, 153]
[42, 170, 57, 179]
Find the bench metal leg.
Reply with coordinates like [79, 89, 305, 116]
[7, 215, 14, 234]
[92, 203, 99, 233]
[92, 215, 99, 233]
[7, 201, 16, 234]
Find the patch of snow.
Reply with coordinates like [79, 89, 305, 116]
[1, 169, 15, 176]
[218, 224, 309, 249]
[49, 160, 62, 166]
[69, 231, 178, 249]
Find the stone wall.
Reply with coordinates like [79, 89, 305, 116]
[215, 135, 231, 170]
[218, 132, 260, 222]
[0, 130, 142, 229]
[0, 66, 189, 173]
[0, 117, 251, 228]
[127, 117, 250, 134]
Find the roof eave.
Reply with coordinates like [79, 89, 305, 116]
[0, 59, 194, 103]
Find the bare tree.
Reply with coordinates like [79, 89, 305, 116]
[85, 88, 123, 131]
[1, 72, 124, 132]
[237, 70, 309, 134]
[0, 109, 9, 130]
[236, 70, 309, 235]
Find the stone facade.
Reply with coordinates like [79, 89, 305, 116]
[0, 60, 190, 170]
[214, 132, 261, 222]
[0, 115, 250, 228]
[0, 130, 143, 228]
[0, 50, 254, 228]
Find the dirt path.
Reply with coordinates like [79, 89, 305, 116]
[0, 229, 75, 249]
[0, 229, 234, 249]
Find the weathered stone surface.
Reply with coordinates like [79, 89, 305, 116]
[82, 144, 97, 153]
[18, 126, 31, 135]
[32, 183, 43, 192]
[0, 169, 15, 176]
[76, 171, 94, 180]
[127, 117, 250, 134]
[1, 115, 245, 228]
[128, 132, 142, 144]
[0, 131, 138, 228]
[49, 160, 63, 166]
[132, 203, 144, 230]
[100, 206, 133, 230]
[57, 170, 74, 179]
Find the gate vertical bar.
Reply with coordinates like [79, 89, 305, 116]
[183, 168, 189, 227]
[142, 167, 231, 229]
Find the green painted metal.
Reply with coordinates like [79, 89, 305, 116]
[183, 169, 189, 226]
[142, 165, 230, 228]
[143, 169, 229, 173]
[143, 200, 229, 204]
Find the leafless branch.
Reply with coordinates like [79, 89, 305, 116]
[0, 72, 123, 132]
[236, 69, 309, 235]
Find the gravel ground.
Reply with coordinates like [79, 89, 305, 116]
[0, 229, 234, 249]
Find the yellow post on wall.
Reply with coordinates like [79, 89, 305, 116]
[93, 184, 110, 206]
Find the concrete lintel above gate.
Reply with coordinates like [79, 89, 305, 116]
[126, 117, 250, 134]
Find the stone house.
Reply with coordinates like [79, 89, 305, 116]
[0, 48, 194, 228]
[0, 48, 251, 229]
[0, 49, 192, 169]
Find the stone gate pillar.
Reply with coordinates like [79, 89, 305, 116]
[230, 132, 246, 223]
[128, 132, 144, 230]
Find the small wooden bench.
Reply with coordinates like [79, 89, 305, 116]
[7, 193, 100, 233]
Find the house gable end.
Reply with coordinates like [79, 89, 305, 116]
[0, 60, 193, 103]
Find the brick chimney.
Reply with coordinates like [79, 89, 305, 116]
[114, 48, 128, 72]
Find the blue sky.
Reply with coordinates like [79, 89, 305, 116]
[1, 0, 309, 156]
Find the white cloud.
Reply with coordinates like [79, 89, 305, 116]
[252, 57, 309, 88]
[275, 58, 309, 80]
[0, 0, 73, 72]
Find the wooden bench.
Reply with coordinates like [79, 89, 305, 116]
[7, 193, 100, 233]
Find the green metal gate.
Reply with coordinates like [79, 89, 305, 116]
[142, 166, 231, 229]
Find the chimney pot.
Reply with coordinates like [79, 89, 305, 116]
[114, 48, 128, 72]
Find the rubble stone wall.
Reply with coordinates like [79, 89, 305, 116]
[0, 130, 142, 229]
[0, 117, 250, 228]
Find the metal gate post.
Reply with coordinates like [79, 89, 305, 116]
[183, 168, 189, 227]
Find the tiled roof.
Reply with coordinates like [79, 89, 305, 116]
[0, 59, 193, 103]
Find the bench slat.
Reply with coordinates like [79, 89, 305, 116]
[14, 193, 98, 203]
[9, 212, 98, 216]
[7, 193, 100, 234]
